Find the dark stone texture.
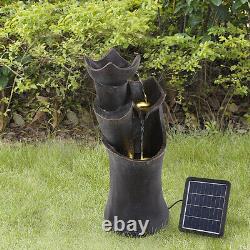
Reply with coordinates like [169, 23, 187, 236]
[85, 48, 169, 236]
[85, 48, 140, 85]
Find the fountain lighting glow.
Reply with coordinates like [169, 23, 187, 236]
[136, 101, 150, 110]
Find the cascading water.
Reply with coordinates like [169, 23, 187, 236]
[140, 118, 145, 160]
[135, 73, 151, 160]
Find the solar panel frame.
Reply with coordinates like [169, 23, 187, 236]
[179, 177, 231, 237]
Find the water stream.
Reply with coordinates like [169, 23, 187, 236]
[140, 116, 145, 160]
[135, 73, 150, 160]
[136, 73, 148, 104]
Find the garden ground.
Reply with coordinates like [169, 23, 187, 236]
[0, 133, 249, 249]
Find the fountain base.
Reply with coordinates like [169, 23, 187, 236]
[103, 139, 169, 236]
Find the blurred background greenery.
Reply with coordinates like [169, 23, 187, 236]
[0, 0, 249, 138]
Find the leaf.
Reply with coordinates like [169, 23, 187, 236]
[174, 3, 187, 14]
[189, 15, 202, 28]
[201, 35, 212, 42]
[13, 113, 25, 127]
[163, 0, 169, 8]
[232, 0, 245, 11]
[1, 66, 10, 76]
[227, 103, 238, 113]
[0, 75, 9, 89]
[210, 0, 222, 6]
[36, 95, 49, 103]
[66, 110, 79, 125]
[216, 5, 230, 21]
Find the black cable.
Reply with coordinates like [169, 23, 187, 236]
[168, 199, 183, 210]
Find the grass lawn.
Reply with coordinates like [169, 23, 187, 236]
[0, 133, 249, 249]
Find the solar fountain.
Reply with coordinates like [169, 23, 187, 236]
[85, 48, 169, 236]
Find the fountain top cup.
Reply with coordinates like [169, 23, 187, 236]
[84, 48, 141, 85]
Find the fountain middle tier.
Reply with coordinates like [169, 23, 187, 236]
[130, 78, 166, 160]
[94, 80, 129, 111]
[93, 100, 134, 157]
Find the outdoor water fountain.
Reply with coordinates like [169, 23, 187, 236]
[85, 48, 169, 236]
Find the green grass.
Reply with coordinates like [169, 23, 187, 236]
[0, 133, 249, 249]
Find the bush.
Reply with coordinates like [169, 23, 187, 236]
[0, 0, 158, 130]
[0, 0, 249, 133]
[150, 0, 250, 130]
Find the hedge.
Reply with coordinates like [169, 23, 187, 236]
[0, 0, 249, 133]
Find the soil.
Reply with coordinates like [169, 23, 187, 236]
[0, 124, 98, 143]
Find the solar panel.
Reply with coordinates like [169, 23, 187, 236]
[179, 177, 231, 237]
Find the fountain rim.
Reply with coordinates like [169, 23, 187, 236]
[84, 49, 141, 72]
[95, 80, 128, 88]
[102, 104, 167, 164]
[93, 99, 133, 121]
[103, 137, 166, 164]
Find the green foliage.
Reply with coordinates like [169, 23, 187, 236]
[0, 0, 249, 131]
[0, 0, 158, 128]
[144, 25, 249, 96]
[161, 0, 249, 35]
[0, 67, 10, 90]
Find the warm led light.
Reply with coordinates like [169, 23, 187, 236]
[128, 152, 134, 159]
[136, 101, 150, 110]
[140, 157, 150, 160]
